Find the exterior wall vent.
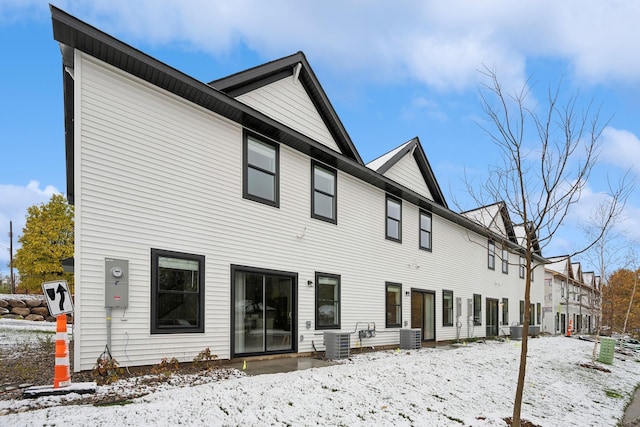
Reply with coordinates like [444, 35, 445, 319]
[324, 331, 350, 359]
[400, 328, 422, 350]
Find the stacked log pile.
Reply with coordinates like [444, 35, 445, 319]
[0, 296, 55, 322]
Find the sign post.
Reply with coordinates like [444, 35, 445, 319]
[23, 281, 96, 398]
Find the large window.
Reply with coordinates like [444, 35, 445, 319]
[519, 256, 525, 278]
[386, 283, 402, 328]
[443, 290, 453, 327]
[243, 132, 279, 207]
[151, 249, 204, 334]
[386, 196, 402, 242]
[501, 248, 509, 274]
[488, 240, 495, 270]
[311, 161, 337, 223]
[473, 294, 482, 326]
[419, 210, 432, 251]
[502, 298, 509, 325]
[316, 273, 340, 329]
[519, 300, 525, 325]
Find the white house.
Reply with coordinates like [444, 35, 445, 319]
[543, 256, 600, 335]
[51, 6, 546, 372]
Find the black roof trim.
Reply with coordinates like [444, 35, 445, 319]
[50, 5, 545, 263]
[372, 137, 448, 208]
[209, 51, 363, 165]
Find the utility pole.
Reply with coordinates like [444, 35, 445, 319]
[9, 220, 15, 294]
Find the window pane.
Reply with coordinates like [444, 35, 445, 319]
[387, 219, 399, 239]
[420, 213, 431, 231]
[318, 276, 339, 327]
[386, 284, 401, 326]
[314, 167, 335, 195]
[443, 291, 453, 326]
[157, 292, 199, 326]
[473, 294, 481, 325]
[387, 199, 401, 219]
[314, 191, 334, 219]
[386, 304, 401, 325]
[159, 268, 199, 292]
[502, 298, 509, 325]
[247, 168, 275, 200]
[247, 138, 276, 172]
[159, 257, 199, 271]
[420, 230, 430, 248]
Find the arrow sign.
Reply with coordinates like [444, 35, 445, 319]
[42, 281, 74, 316]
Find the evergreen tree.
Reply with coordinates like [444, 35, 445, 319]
[14, 194, 74, 293]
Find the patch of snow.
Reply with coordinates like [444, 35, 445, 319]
[2, 336, 639, 426]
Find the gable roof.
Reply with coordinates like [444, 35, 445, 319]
[209, 52, 362, 165]
[366, 138, 448, 208]
[513, 222, 542, 256]
[461, 202, 517, 243]
[546, 255, 571, 277]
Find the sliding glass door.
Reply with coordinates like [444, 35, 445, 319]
[233, 267, 296, 356]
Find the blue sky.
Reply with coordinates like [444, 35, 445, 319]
[1, 1, 639, 277]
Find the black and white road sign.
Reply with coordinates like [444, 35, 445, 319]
[42, 281, 74, 316]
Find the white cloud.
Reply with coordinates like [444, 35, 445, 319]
[0, 181, 60, 274]
[600, 127, 640, 173]
[14, 0, 636, 92]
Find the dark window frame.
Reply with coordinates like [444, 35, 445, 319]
[502, 297, 509, 325]
[519, 300, 525, 325]
[243, 130, 280, 207]
[150, 248, 205, 334]
[501, 247, 509, 274]
[442, 290, 454, 327]
[385, 282, 402, 328]
[385, 195, 402, 242]
[519, 256, 525, 279]
[311, 160, 337, 224]
[473, 293, 482, 326]
[488, 240, 495, 270]
[419, 210, 432, 251]
[315, 272, 341, 330]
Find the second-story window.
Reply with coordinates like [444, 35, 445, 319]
[419, 210, 432, 251]
[243, 132, 279, 207]
[311, 161, 337, 223]
[488, 240, 495, 270]
[502, 248, 509, 274]
[519, 256, 525, 278]
[386, 196, 402, 242]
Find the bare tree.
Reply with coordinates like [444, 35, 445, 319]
[469, 67, 629, 427]
[580, 197, 635, 360]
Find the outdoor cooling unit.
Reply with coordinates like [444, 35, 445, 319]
[400, 328, 422, 350]
[324, 331, 350, 359]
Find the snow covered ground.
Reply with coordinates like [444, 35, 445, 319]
[1, 319, 639, 426]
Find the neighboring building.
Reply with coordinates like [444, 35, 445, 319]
[543, 256, 600, 335]
[51, 6, 546, 372]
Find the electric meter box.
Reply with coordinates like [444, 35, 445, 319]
[105, 258, 129, 308]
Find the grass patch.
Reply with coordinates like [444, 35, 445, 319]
[94, 399, 134, 407]
[605, 389, 624, 399]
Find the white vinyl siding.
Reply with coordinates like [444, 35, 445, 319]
[72, 51, 546, 370]
[381, 153, 434, 200]
[236, 76, 342, 153]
